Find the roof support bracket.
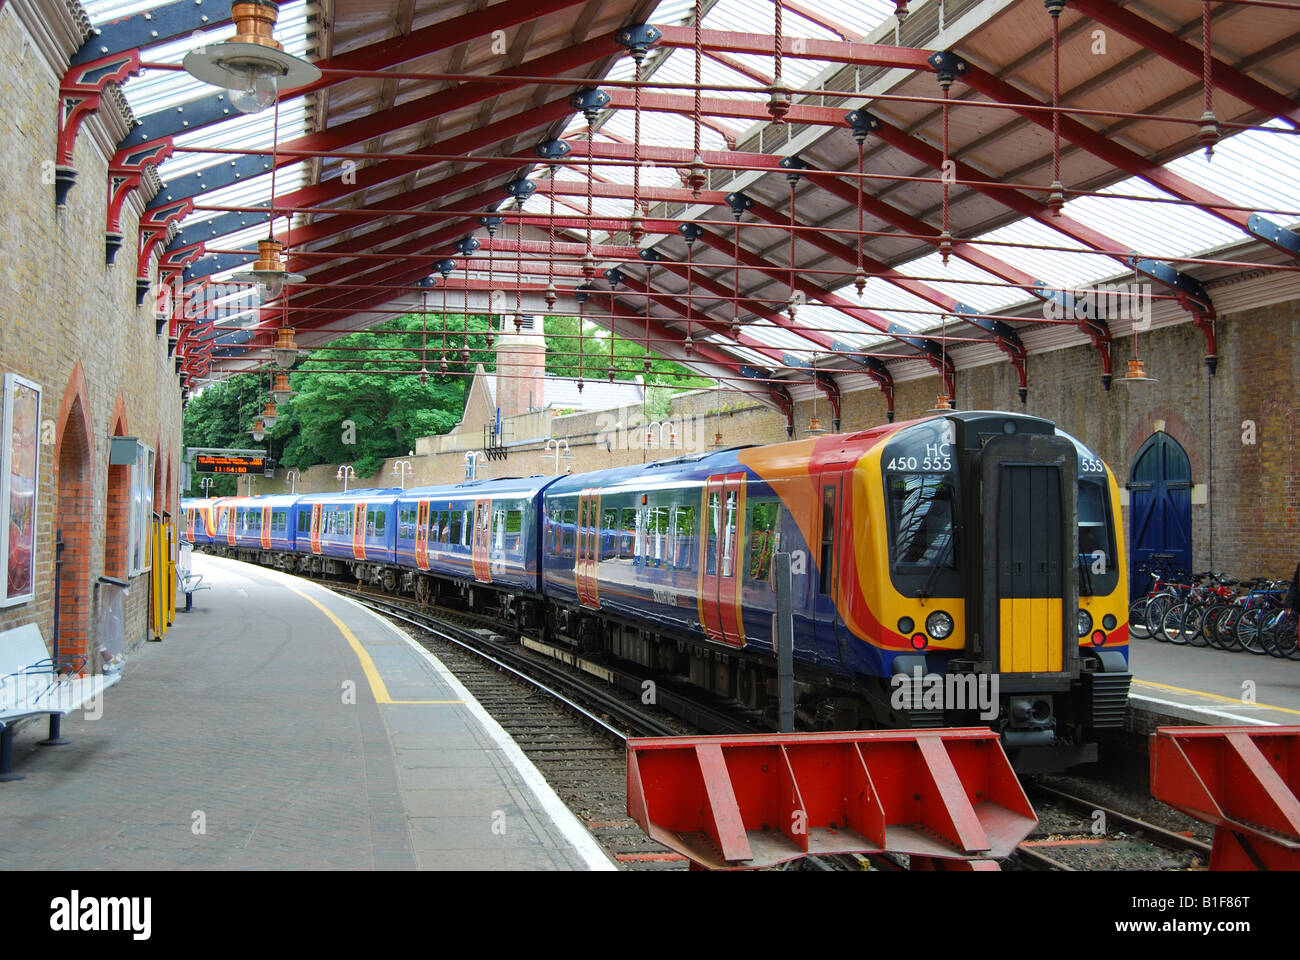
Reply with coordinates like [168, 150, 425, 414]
[56, 51, 142, 206]
[814, 372, 842, 433]
[1130, 258, 1219, 372]
[106, 137, 173, 266]
[136, 197, 192, 306]
[1034, 281, 1115, 388]
[768, 386, 795, 438]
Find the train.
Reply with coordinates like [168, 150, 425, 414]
[184, 410, 1131, 771]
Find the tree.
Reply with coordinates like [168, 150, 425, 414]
[272, 314, 495, 477]
[543, 314, 713, 390]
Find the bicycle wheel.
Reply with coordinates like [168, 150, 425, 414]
[1183, 603, 1208, 647]
[1237, 608, 1268, 655]
[1280, 611, 1300, 661]
[1263, 609, 1299, 659]
[1128, 596, 1152, 640]
[1147, 594, 1176, 642]
[1160, 602, 1190, 645]
[1200, 603, 1229, 649]
[1216, 604, 1245, 652]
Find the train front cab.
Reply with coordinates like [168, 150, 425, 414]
[877, 412, 1130, 771]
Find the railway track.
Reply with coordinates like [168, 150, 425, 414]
[1016, 782, 1212, 871]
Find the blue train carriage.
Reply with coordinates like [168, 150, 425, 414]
[540, 446, 835, 710]
[395, 477, 555, 619]
[291, 488, 400, 581]
[224, 494, 302, 567]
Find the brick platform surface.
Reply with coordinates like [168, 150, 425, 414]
[0, 555, 611, 871]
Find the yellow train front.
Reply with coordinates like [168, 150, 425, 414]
[746, 410, 1131, 772]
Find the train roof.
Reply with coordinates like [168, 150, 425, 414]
[291, 488, 402, 504]
[398, 475, 562, 502]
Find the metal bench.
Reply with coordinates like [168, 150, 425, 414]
[0, 624, 120, 782]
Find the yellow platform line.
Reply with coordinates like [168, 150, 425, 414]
[1133, 678, 1300, 717]
[270, 576, 463, 706]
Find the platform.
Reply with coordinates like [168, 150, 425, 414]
[0, 554, 613, 871]
[1126, 633, 1300, 732]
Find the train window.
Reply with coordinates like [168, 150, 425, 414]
[374, 510, 386, 534]
[601, 508, 617, 560]
[721, 492, 738, 578]
[820, 486, 836, 595]
[887, 475, 955, 569]
[673, 505, 695, 568]
[493, 509, 505, 549]
[705, 492, 720, 576]
[1078, 479, 1118, 595]
[619, 508, 637, 559]
[432, 510, 444, 543]
[505, 509, 523, 553]
[562, 508, 576, 557]
[446, 510, 461, 546]
[748, 501, 780, 583]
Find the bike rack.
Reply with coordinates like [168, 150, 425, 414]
[626, 728, 1036, 870]
[1150, 725, 1300, 870]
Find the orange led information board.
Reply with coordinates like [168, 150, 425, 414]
[195, 454, 266, 475]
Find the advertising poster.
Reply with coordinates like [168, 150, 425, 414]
[1, 373, 40, 606]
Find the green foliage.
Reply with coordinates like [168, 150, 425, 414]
[543, 314, 713, 390]
[273, 314, 494, 477]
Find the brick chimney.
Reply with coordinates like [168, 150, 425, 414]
[495, 315, 546, 418]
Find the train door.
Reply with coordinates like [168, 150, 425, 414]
[472, 498, 491, 582]
[995, 465, 1065, 673]
[352, 502, 367, 559]
[698, 473, 746, 647]
[261, 505, 272, 549]
[186, 509, 195, 540]
[310, 503, 322, 554]
[575, 489, 601, 608]
[227, 505, 238, 546]
[415, 500, 431, 570]
[813, 462, 847, 663]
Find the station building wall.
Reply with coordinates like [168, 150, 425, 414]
[0, 2, 186, 665]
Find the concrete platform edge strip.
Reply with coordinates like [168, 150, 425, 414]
[1129, 693, 1277, 727]
[318, 581, 619, 871]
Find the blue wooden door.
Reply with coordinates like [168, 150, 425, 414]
[1128, 432, 1192, 598]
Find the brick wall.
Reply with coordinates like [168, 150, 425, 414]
[0, 5, 185, 662]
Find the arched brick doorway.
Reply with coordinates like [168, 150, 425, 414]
[104, 396, 130, 580]
[54, 383, 93, 666]
[1129, 431, 1193, 598]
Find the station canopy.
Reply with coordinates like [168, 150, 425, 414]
[88, 0, 1300, 414]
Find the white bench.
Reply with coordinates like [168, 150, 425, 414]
[0, 624, 119, 782]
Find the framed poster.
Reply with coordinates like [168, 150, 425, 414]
[1, 373, 41, 607]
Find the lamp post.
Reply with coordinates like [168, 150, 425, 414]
[336, 464, 356, 492]
[542, 438, 571, 476]
[393, 459, 413, 490]
[199, 477, 215, 496]
[285, 468, 301, 493]
[245, 474, 257, 496]
[464, 450, 486, 480]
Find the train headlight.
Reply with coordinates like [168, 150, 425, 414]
[925, 611, 954, 640]
[1076, 608, 1093, 638]
[1102, 614, 1117, 631]
[897, 616, 915, 635]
